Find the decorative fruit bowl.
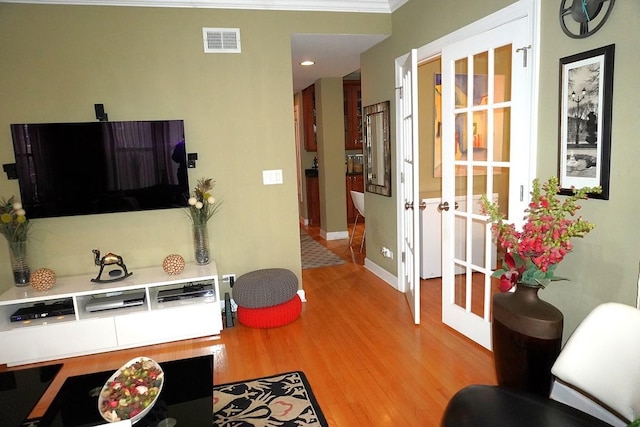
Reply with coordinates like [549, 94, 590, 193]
[98, 357, 164, 424]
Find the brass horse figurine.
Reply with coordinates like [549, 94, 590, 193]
[91, 249, 133, 283]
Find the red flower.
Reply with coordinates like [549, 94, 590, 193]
[481, 176, 599, 289]
[498, 252, 525, 292]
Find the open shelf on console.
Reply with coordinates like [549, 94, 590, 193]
[0, 297, 76, 332]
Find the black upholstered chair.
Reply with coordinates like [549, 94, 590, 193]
[441, 385, 612, 427]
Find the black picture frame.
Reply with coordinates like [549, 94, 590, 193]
[558, 44, 614, 200]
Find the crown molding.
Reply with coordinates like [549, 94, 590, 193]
[388, 0, 408, 12]
[0, 0, 410, 13]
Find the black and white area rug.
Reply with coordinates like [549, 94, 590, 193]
[213, 371, 329, 426]
[300, 231, 345, 270]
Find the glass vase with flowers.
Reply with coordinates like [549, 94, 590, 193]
[0, 196, 32, 286]
[186, 178, 221, 265]
[480, 176, 600, 396]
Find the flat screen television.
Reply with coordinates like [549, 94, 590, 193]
[10, 120, 190, 219]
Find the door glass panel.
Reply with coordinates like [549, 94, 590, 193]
[454, 176, 468, 211]
[492, 166, 510, 271]
[473, 51, 489, 106]
[454, 59, 468, 108]
[454, 213, 467, 265]
[493, 107, 511, 162]
[453, 264, 467, 308]
[455, 112, 468, 160]
[471, 270, 489, 317]
[494, 44, 512, 103]
[472, 110, 488, 161]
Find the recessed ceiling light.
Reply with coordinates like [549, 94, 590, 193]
[300, 60, 315, 66]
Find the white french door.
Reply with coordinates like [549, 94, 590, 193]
[397, 49, 421, 324]
[440, 17, 533, 349]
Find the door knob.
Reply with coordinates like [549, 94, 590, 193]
[437, 201, 459, 211]
[405, 201, 427, 210]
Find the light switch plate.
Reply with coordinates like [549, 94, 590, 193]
[262, 169, 283, 185]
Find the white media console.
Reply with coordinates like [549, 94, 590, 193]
[0, 262, 222, 366]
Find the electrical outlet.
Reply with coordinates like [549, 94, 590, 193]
[222, 274, 236, 283]
[381, 247, 394, 259]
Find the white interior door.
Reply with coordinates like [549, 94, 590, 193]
[440, 17, 533, 349]
[397, 49, 421, 324]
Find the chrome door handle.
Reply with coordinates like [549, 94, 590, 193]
[437, 201, 458, 211]
[406, 201, 427, 211]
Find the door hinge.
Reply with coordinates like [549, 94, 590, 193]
[402, 251, 405, 262]
[520, 185, 524, 202]
[397, 86, 403, 99]
[400, 172, 404, 183]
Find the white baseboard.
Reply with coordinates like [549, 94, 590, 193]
[364, 258, 399, 291]
[319, 229, 350, 241]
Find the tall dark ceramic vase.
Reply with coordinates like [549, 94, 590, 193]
[492, 283, 563, 397]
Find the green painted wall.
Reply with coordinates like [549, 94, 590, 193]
[316, 78, 348, 235]
[362, 0, 640, 339]
[0, 3, 390, 296]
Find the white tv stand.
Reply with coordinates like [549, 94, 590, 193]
[0, 262, 222, 367]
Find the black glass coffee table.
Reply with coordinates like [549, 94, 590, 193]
[0, 364, 62, 427]
[37, 355, 213, 427]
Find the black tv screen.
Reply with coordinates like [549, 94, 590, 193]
[10, 120, 190, 219]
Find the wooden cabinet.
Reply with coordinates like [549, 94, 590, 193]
[346, 173, 364, 223]
[344, 80, 362, 150]
[302, 85, 317, 152]
[306, 173, 320, 226]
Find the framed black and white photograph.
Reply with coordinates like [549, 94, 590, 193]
[558, 44, 614, 200]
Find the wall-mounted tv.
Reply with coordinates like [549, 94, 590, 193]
[10, 120, 190, 219]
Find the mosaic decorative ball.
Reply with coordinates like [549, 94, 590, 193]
[163, 254, 185, 275]
[30, 268, 56, 291]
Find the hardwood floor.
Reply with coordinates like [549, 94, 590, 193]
[5, 223, 497, 426]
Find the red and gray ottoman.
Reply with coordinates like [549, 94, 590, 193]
[232, 268, 301, 328]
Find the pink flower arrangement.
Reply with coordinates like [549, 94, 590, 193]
[481, 176, 599, 291]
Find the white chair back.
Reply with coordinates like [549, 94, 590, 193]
[350, 191, 365, 218]
[550, 302, 640, 426]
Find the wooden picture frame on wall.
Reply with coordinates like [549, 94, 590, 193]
[558, 44, 614, 200]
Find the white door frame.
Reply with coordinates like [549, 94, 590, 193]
[395, 0, 540, 319]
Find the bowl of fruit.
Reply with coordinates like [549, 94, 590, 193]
[98, 357, 164, 424]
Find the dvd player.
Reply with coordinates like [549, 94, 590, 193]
[157, 283, 214, 303]
[11, 300, 75, 322]
[85, 291, 146, 313]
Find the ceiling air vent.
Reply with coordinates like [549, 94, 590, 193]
[203, 28, 241, 53]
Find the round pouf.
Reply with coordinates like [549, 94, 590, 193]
[30, 268, 56, 291]
[233, 268, 298, 309]
[237, 295, 302, 328]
